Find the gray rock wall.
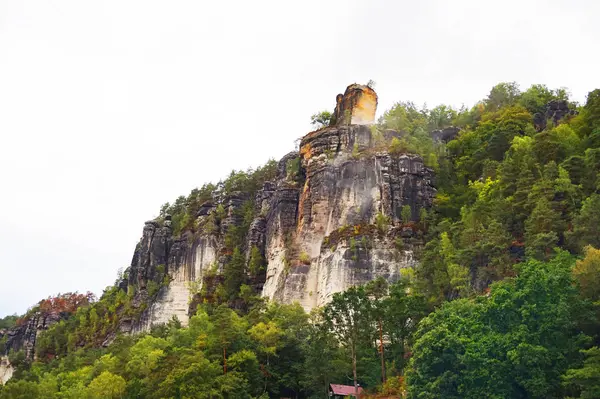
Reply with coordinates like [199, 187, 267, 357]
[261, 124, 435, 310]
[125, 85, 436, 329]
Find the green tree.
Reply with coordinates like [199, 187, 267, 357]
[223, 248, 246, 301]
[408, 251, 586, 399]
[302, 311, 347, 398]
[380, 101, 427, 133]
[365, 277, 389, 383]
[581, 89, 600, 134]
[248, 321, 283, 393]
[427, 104, 457, 131]
[485, 81, 521, 111]
[155, 352, 222, 399]
[567, 195, 600, 252]
[209, 304, 246, 374]
[248, 246, 265, 277]
[563, 346, 600, 399]
[310, 111, 332, 128]
[525, 197, 562, 260]
[519, 84, 557, 115]
[389, 137, 409, 155]
[125, 335, 169, 378]
[86, 371, 126, 399]
[0, 380, 40, 399]
[383, 279, 428, 375]
[401, 205, 412, 224]
[228, 349, 262, 395]
[323, 286, 373, 398]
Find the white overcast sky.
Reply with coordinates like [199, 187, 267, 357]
[1, 0, 599, 316]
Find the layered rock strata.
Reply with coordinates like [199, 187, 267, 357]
[124, 83, 436, 330]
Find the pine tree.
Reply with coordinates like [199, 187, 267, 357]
[525, 197, 561, 260]
[224, 248, 246, 301]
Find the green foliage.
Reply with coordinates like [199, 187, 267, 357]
[567, 195, 600, 252]
[408, 251, 588, 399]
[563, 346, 600, 399]
[352, 142, 360, 159]
[248, 246, 265, 277]
[146, 280, 160, 297]
[418, 207, 428, 230]
[519, 84, 565, 115]
[427, 104, 457, 131]
[5, 82, 600, 398]
[285, 157, 301, 182]
[323, 285, 373, 395]
[375, 211, 390, 233]
[389, 136, 409, 155]
[87, 371, 126, 399]
[485, 81, 521, 111]
[310, 110, 333, 129]
[223, 248, 246, 301]
[0, 315, 18, 330]
[401, 205, 412, 224]
[572, 246, 600, 321]
[298, 251, 311, 265]
[160, 160, 277, 237]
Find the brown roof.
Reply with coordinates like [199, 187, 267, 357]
[330, 384, 364, 396]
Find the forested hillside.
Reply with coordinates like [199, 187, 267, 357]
[1, 82, 600, 398]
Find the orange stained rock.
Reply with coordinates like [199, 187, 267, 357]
[334, 83, 378, 126]
[350, 87, 377, 125]
[300, 142, 313, 160]
[296, 180, 310, 233]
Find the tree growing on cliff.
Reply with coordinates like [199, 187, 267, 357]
[401, 205, 412, 224]
[223, 248, 246, 301]
[310, 110, 332, 129]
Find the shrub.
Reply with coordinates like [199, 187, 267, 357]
[375, 212, 390, 233]
[299, 252, 311, 265]
[401, 205, 412, 224]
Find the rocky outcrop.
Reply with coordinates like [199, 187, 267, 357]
[332, 84, 378, 126]
[1, 311, 62, 362]
[261, 122, 435, 309]
[0, 357, 12, 385]
[431, 126, 460, 142]
[533, 100, 578, 131]
[124, 83, 436, 328]
[124, 219, 221, 332]
[0, 293, 91, 384]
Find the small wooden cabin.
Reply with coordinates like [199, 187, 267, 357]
[329, 383, 364, 398]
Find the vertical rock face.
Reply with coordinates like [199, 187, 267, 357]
[261, 122, 435, 309]
[533, 100, 578, 131]
[0, 356, 12, 385]
[124, 83, 436, 329]
[125, 218, 221, 332]
[431, 126, 460, 142]
[332, 84, 378, 126]
[0, 311, 63, 366]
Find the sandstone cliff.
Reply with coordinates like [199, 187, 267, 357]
[123, 84, 436, 331]
[0, 356, 12, 385]
[0, 292, 92, 371]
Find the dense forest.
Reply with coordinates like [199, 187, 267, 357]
[1, 82, 600, 398]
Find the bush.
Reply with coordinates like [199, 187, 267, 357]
[401, 205, 412, 224]
[375, 212, 390, 233]
[299, 252, 311, 265]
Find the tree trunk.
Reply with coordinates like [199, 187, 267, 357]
[223, 346, 227, 374]
[378, 318, 386, 384]
[352, 342, 359, 399]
